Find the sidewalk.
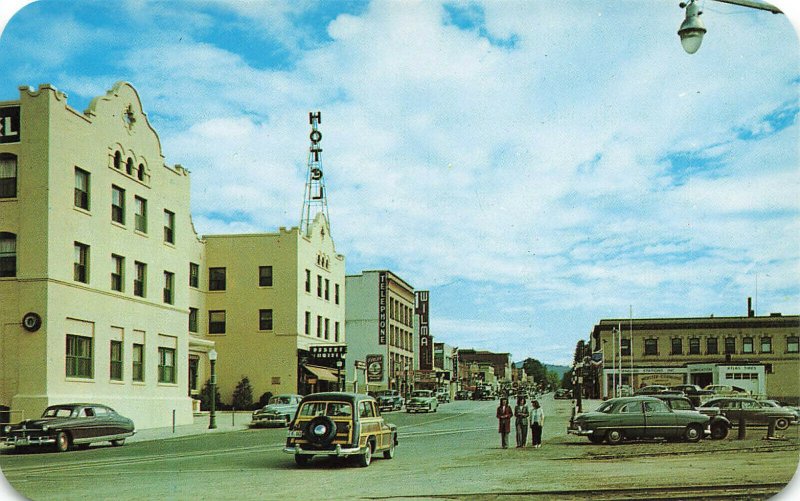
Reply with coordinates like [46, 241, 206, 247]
[127, 411, 252, 444]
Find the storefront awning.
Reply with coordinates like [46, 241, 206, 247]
[304, 364, 339, 382]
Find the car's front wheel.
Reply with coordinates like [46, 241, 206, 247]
[358, 442, 373, 467]
[684, 424, 702, 442]
[605, 429, 624, 445]
[710, 422, 729, 440]
[774, 417, 790, 430]
[55, 431, 71, 452]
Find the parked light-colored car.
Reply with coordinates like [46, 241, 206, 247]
[406, 390, 439, 413]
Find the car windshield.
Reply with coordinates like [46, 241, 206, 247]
[375, 391, 393, 397]
[270, 396, 293, 405]
[42, 406, 76, 418]
[411, 391, 430, 398]
[299, 401, 353, 417]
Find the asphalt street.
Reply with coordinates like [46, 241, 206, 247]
[1, 395, 798, 500]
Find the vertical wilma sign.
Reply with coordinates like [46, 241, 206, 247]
[378, 272, 387, 344]
[417, 290, 432, 371]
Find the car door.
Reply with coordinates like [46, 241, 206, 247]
[643, 400, 678, 439]
[740, 399, 764, 425]
[615, 401, 646, 439]
[718, 399, 742, 423]
[71, 406, 98, 440]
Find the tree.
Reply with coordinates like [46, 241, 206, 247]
[257, 391, 274, 408]
[198, 378, 222, 411]
[232, 376, 254, 410]
[522, 358, 548, 386]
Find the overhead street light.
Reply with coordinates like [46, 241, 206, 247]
[678, 0, 783, 54]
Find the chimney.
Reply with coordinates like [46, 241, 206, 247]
[747, 297, 754, 317]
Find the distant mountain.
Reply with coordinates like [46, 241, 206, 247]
[544, 364, 570, 377]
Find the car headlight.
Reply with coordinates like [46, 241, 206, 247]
[3, 425, 9, 433]
[42, 425, 49, 432]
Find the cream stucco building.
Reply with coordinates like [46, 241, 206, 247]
[0, 82, 345, 429]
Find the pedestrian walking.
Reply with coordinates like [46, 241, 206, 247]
[530, 399, 544, 448]
[496, 397, 512, 449]
[514, 396, 530, 447]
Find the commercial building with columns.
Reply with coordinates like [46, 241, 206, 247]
[0, 82, 345, 429]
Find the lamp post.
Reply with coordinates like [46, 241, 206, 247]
[208, 348, 217, 430]
[678, 0, 782, 54]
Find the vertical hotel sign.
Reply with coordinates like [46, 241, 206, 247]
[0, 107, 20, 143]
[416, 290, 433, 371]
[378, 272, 387, 345]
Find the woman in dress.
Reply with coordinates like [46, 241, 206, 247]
[530, 399, 544, 448]
[496, 397, 513, 449]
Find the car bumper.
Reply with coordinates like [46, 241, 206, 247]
[4, 435, 56, 447]
[283, 444, 364, 457]
[567, 425, 594, 436]
[407, 405, 431, 411]
[251, 417, 287, 426]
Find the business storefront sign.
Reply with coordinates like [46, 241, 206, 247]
[0, 106, 20, 144]
[310, 344, 347, 360]
[366, 354, 384, 382]
[416, 290, 433, 371]
[378, 272, 387, 345]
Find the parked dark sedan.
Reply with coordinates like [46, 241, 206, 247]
[4, 403, 135, 452]
[701, 397, 797, 430]
[568, 396, 709, 444]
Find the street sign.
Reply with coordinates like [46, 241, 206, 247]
[355, 360, 366, 370]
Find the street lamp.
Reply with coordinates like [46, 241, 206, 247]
[208, 348, 217, 430]
[678, 0, 782, 54]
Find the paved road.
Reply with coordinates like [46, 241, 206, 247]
[1, 395, 798, 500]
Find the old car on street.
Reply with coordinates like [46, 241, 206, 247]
[284, 392, 397, 467]
[374, 390, 404, 412]
[568, 396, 710, 444]
[3, 403, 135, 452]
[251, 394, 302, 427]
[406, 390, 439, 413]
[701, 397, 797, 430]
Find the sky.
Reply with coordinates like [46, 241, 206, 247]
[0, 0, 798, 366]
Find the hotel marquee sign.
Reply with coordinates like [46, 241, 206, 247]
[0, 106, 20, 143]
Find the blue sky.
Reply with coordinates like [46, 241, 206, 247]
[1, 0, 798, 366]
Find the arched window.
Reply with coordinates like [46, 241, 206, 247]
[0, 154, 17, 198]
[113, 151, 122, 169]
[0, 232, 16, 277]
[137, 163, 145, 181]
[126, 158, 134, 175]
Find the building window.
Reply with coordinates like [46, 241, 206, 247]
[114, 151, 122, 170]
[317, 275, 322, 297]
[163, 210, 175, 244]
[644, 338, 658, 356]
[742, 337, 754, 354]
[259, 266, 273, 287]
[688, 337, 700, 355]
[132, 343, 144, 382]
[724, 337, 736, 355]
[209, 267, 226, 291]
[335, 284, 340, 305]
[760, 337, 772, 354]
[787, 336, 799, 354]
[189, 263, 199, 288]
[324, 279, 330, 301]
[707, 337, 718, 355]
[134, 261, 146, 297]
[111, 254, 124, 292]
[305, 311, 311, 335]
[66, 334, 93, 378]
[209, 310, 226, 334]
[74, 167, 90, 209]
[671, 338, 682, 356]
[163, 271, 174, 304]
[137, 163, 145, 181]
[0, 154, 17, 198]
[259, 309, 273, 331]
[620, 338, 630, 356]
[0, 232, 16, 278]
[317, 315, 322, 338]
[305, 269, 311, 293]
[110, 340, 123, 381]
[134, 196, 147, 233]
[189, 307, 198, 333]
[335, 322, 340, 342]
[126, 157, 134, 176]
[74, 242, 89, 283]
[158, 347, 176, 384]
[324, 318, 330, 340]
[111, 185, 125, 224]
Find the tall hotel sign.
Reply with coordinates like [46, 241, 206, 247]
[416, 290, 433, 371]
[0, 106, 20, 143]
[378, 272, 387, 345]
